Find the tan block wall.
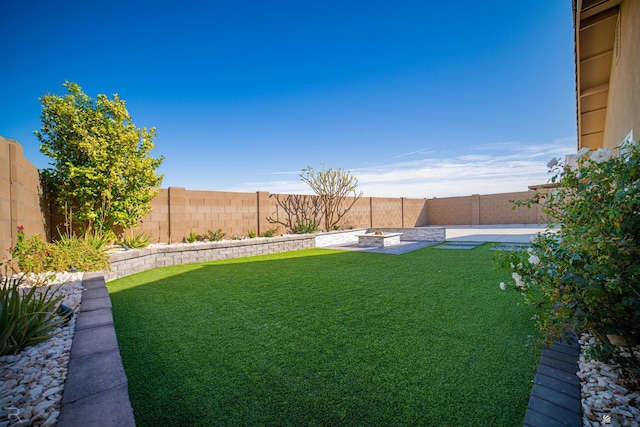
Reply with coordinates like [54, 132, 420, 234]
[0, 137, 47, 259]
[371, 197, 402, 228]
[603, 0, 640, 151]
[340, 196, 372, 229]
[479, 192, 540, 224]
[426, 191, 544, 225]
[427, 196, 473, 225]
[135, 189, 170, 243]
[402, 198, 428, 227]
[136, 189, 259, 243]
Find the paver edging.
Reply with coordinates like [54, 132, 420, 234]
[522, 336, 582, 427]
[57, 273, 135, 427]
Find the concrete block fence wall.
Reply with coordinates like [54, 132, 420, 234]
[1, 138, 548, 253]
[0, 136, 49, 258]
[426, 192, 547, 226]
[134, 188, 433, 244]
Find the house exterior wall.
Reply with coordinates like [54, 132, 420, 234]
[602, 0, 640, 150]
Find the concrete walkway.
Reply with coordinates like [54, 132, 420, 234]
[444, 224, 551, 243]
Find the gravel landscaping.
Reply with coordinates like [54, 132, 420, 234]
[0, 273, 83, 427]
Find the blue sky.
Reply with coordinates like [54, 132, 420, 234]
[1, 1, 577, 198]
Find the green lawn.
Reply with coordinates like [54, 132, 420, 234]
[108, 244, 540, 426]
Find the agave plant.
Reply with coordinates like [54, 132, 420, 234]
[0, 274, 73, 356]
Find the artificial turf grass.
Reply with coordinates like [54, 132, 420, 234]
[107, 244, 541, 427]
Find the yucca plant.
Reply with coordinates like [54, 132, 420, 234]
[81, 229, 114, 250]
[0, 274, 73, 356]
[122, 231, 150, 249]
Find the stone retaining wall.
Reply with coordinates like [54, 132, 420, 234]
[106, 234, 315, 281]
[314, 229, 368, 247]
[370, 227, 446, 241]
[106, 227, 446, 281]
[315, 227, 445, 247]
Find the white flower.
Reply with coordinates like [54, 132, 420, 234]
[528, 254, 540, 265]
[576, 147, 591, 160]
[512, 272, 526, 289]
[590, 147, 612, 163]
[547, 157, 558, 168]
[499, 282, 506, 291]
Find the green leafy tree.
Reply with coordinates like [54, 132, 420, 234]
[300, 164, 363, 231]
[36, 81, 164, 235]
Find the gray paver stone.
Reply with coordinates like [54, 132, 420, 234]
[79, 296, 112, 312]
[62, 348, 127, 404]
[70, 326, 119, 358]
[57, 383, 135, 427]
[75, 308, 114, 331]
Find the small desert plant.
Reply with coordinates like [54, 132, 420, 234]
[295, 220, 319, 234]
[207, 229, 226, 242]
[247, 231, 257, 239]
[186, 232, 198, 243]
[231, 235, 244, 240]
[0, 273, 73, 355]
[80, 229, 114, 250]
[122, 231, 150, 249]
[261, 227, 279, 238]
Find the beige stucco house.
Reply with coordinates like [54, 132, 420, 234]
[574, 0, 640, 151]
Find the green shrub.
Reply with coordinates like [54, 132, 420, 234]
[261, 227, 279, 238]
[54, 234, 111, 272]
[495, 142, 640, 386]
[0, 274, 73, 355]
[207, 229, 226, 242]
[11, 227, 110, 274]
[295, 220, 319, 234]
[185, 232, 198, 243]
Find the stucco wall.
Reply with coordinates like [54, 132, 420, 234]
[603, 0, 640, 150]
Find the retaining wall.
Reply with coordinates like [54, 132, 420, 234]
[315, 227, 446, 247]
[106, 234, 315, 281]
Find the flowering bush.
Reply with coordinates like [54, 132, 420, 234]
[10, 227, 69, 277]
[495, 141, 640, 386]
[9, 227, 110, 277]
